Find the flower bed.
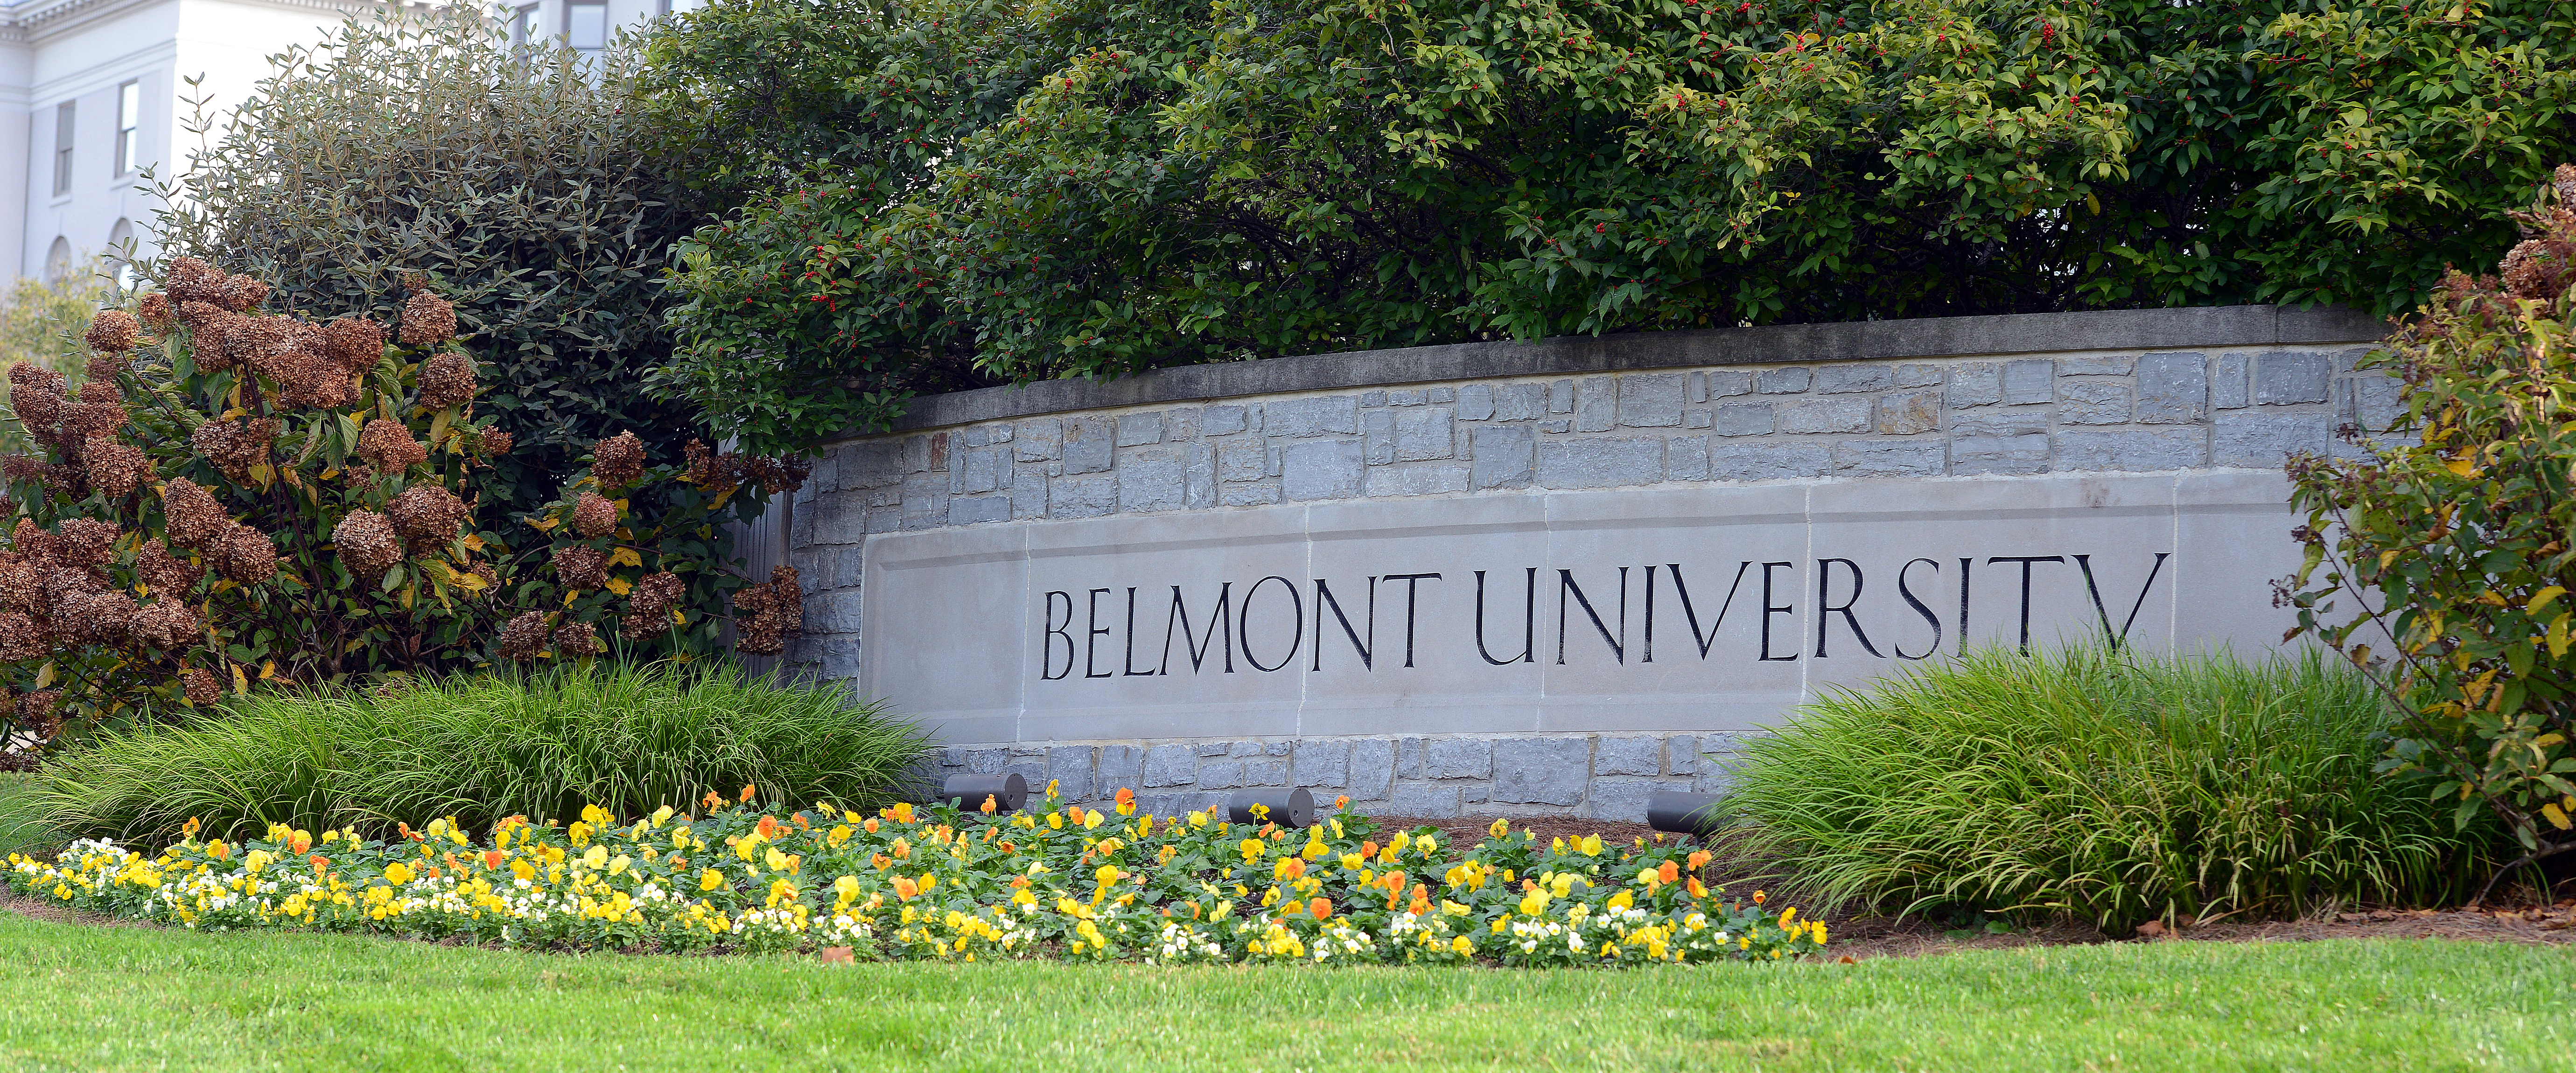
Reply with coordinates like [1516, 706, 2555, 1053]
[4, 787, 1826, 966]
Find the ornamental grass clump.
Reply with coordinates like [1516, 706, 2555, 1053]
[1715, 645, 2499, 935]
[5, 791, 1826, 966]
[24, 662, 928, 845]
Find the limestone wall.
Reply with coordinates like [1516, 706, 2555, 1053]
[781, 305, 2391, 818]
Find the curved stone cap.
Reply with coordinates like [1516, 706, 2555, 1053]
[875, 304, 2387, 434]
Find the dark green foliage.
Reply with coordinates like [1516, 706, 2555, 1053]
[22, 664, 932, 844]
[645, 0, 2576, 454]
[156, 11, 706, 517]
[1716, 646, 2499, 934]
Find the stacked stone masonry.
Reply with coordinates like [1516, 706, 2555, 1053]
[783, 312, 2391, 819]
[920, 732, 1733, 820]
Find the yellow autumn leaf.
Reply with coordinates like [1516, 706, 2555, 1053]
[606, 577, 634, 596]
[462, 533, 486, 552]
[563, 590, 580, 607]
[2548, 613, 2572, 658]
[231, 664, 250, 695]
[531, 516, 560, 532]
[2545, 803, 2572, 831]
[259, 661, 276, 681]
[2532, 586, 2567, 614]
[33, 662, 55, 690]
[608, 547, 643, 568]
[2445, 456, 2477, 477]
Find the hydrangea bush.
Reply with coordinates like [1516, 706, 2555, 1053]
[6, 789, 1828, 966]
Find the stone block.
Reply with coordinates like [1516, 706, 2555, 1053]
[1709, 442, 1833, 481]
[1097, 746, 1142, 794]
[1397, 738, 1422, 780]
[2255, 350, 2331, 405]
[2213, 353, 2250, 409]
[1046, 746, 1096, 801]
[1666, 436, 1709, 481]
[1142, 744, 1197, 788]
[1423, 738, 1492, 780]
[1118, 448, 1185, 512]
[1163, 407, 1202, 441]
[1387, 783, 1462, 817]
[2058, 354, 2136, 376]
[961, 747, 1010, 775]
[1585, 779, 1687, 822]
[949, 495, 1009, 526]
[1949, 362, 2002, 407]
[1493, 383, 1547, 422]
[1708, 370, 1753, 397]
[2135, 351, 2208, 424]
[2057, 378, 2132, 425]
[2351, 373, 2404, 432]
[1835, 439, 1946, 477]
[1396, 407, 1456, 460]
[1116, 412, 1164, 446]
[2056, 428, 2206, 472]
[1283, 439, 1365, 500]
[1266, 741, 1294, 756]
[1063, 417, 1114, 474]
[1218, 481, 1281, 507]
[1197, 742, 1233, 757]
[1491, 737, 1591, 806]
[1292, 739, 1351, 788]
[1756, 368, 1811, 394]
[1194, 760, 1243, 790]
[955, 446, 1006, 494]
[1360, 390, 1387, 407]
[1241, 759, 1288, 786]
[1049, 473, 1117, 518]
[899, 474, 950, 530]
[1471, 425, 1536, 489]
[1685, 409, 1711, 429]
[1549, 379, 1575, 414]
[1387, 390, 1421, 406]
[1593, 736, 1662, 776]
[1203, 405, 1248, 435]
[1575, 376, 1617, 432]
[1538, 438, 1666, 489]
[1428, 387, 1455, 404]
[1617, 373, 1685, 427]
[1662, 735, 1697, 775]
[1348, 739, 1396, 801]
[1184, 443, 1215, 509]
[1230, 741, 1266, 757]
[1457, 384, 1495, 421]
[1776, 397, 1873, 435]
[1365, 463, 1470, 497]
[2003, 359, 2055, 404]
[1715, 401, 1774, 437]
[1216, 440, 1267, 483]
[1814, 365, 1892, 394]
[1364, 409, 1396, 465]
[1267, 396, 1360, 437]
[1894, 363, 1945, 388]
[1876, 390, 1942, 434]
[2214, 412, 2331, 467]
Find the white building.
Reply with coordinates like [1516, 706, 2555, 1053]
[0, 0, 694, 285]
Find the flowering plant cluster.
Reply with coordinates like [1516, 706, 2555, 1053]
[0, 258, 510, 744]
[5, 787, 1827, 966]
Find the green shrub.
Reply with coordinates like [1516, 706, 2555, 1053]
[2282, 166, 2576, 880]
[1715, 645, 2497, 934]
[23, 663, 930, 844]
[0, 772, 53, 858]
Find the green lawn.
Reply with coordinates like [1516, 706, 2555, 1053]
[0, 910, 2567, 1072]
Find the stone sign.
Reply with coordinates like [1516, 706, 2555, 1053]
[858, 471, 2298, 746]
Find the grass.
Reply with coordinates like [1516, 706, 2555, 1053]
[0, 773, 50, 858]
[23, 662, 932, 844]
[1718, 645, 2500, 934]
[0, 910, 2567, 1072]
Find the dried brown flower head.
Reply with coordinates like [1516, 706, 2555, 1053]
[161, 478, 229, 549]
[136, 292, 174, 333]
[210, 523, 279, 585]
[0, 560, 42, 616]
[128, 599, 201, 650]
[322, 317, 385, 373]
[191, 417, 278, 480]
[591, 431, 644, 489]
[0, 612, 43, 662]
[680, 439, 742, 493]
[731, 565, 803, 655]
[20, 690, 60, 737]
[740, 455, 813, 496]
[182, 667, 220, 705]
[498, 611, 549, 661]
[85, 310, 141, 353]
[57, 589, 139, 644]
[86, 350, 130, 384]
[552, 621, 603, 658]
[55, 518, 121, 566]
[624, 570, 686, 638]
[81, 436, 153, 498]
[357, 418, 427, 471]
[552, 543, 608, 590]
[136, 538, 203, 597]
[163, 257, 221, 303]
[1, 454, 47, 489]
[10, 517, 61, 564]
[185, 307, 243, 372]
[7, 362, 66, 435]
[386, 483, 469, 544]
[416, 352, 477, 410]
[570, 492, 618, 538]
[221, 275, 269, 313]
[332, 510, 402, 580]
[399, 292, 457, 346]
[62, 398, 128, 444]
[476, 428, 513, 457]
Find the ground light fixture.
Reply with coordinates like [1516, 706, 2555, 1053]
[1646, 791, 1724, 837]
[938, 773, 1029, 813]
[1226, 787, 1316, 828]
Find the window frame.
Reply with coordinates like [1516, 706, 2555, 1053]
[564, 0, 609, 53]
[51, 101, 74, 197]
[114, 80, 140, 176]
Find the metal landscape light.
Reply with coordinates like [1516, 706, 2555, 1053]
[1226, 787, 1316, 829]
[939, 773, 1029, 813]
[1646, 791, 1724, 838]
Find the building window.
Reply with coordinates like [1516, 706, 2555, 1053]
[52, 102, 74, 196]
[663, 0, 708, 15]
[567, 0, 608, 59]
[44, 237, 70, 282]
[115, 81, 140, 175]
[511, 4, 540, 56]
